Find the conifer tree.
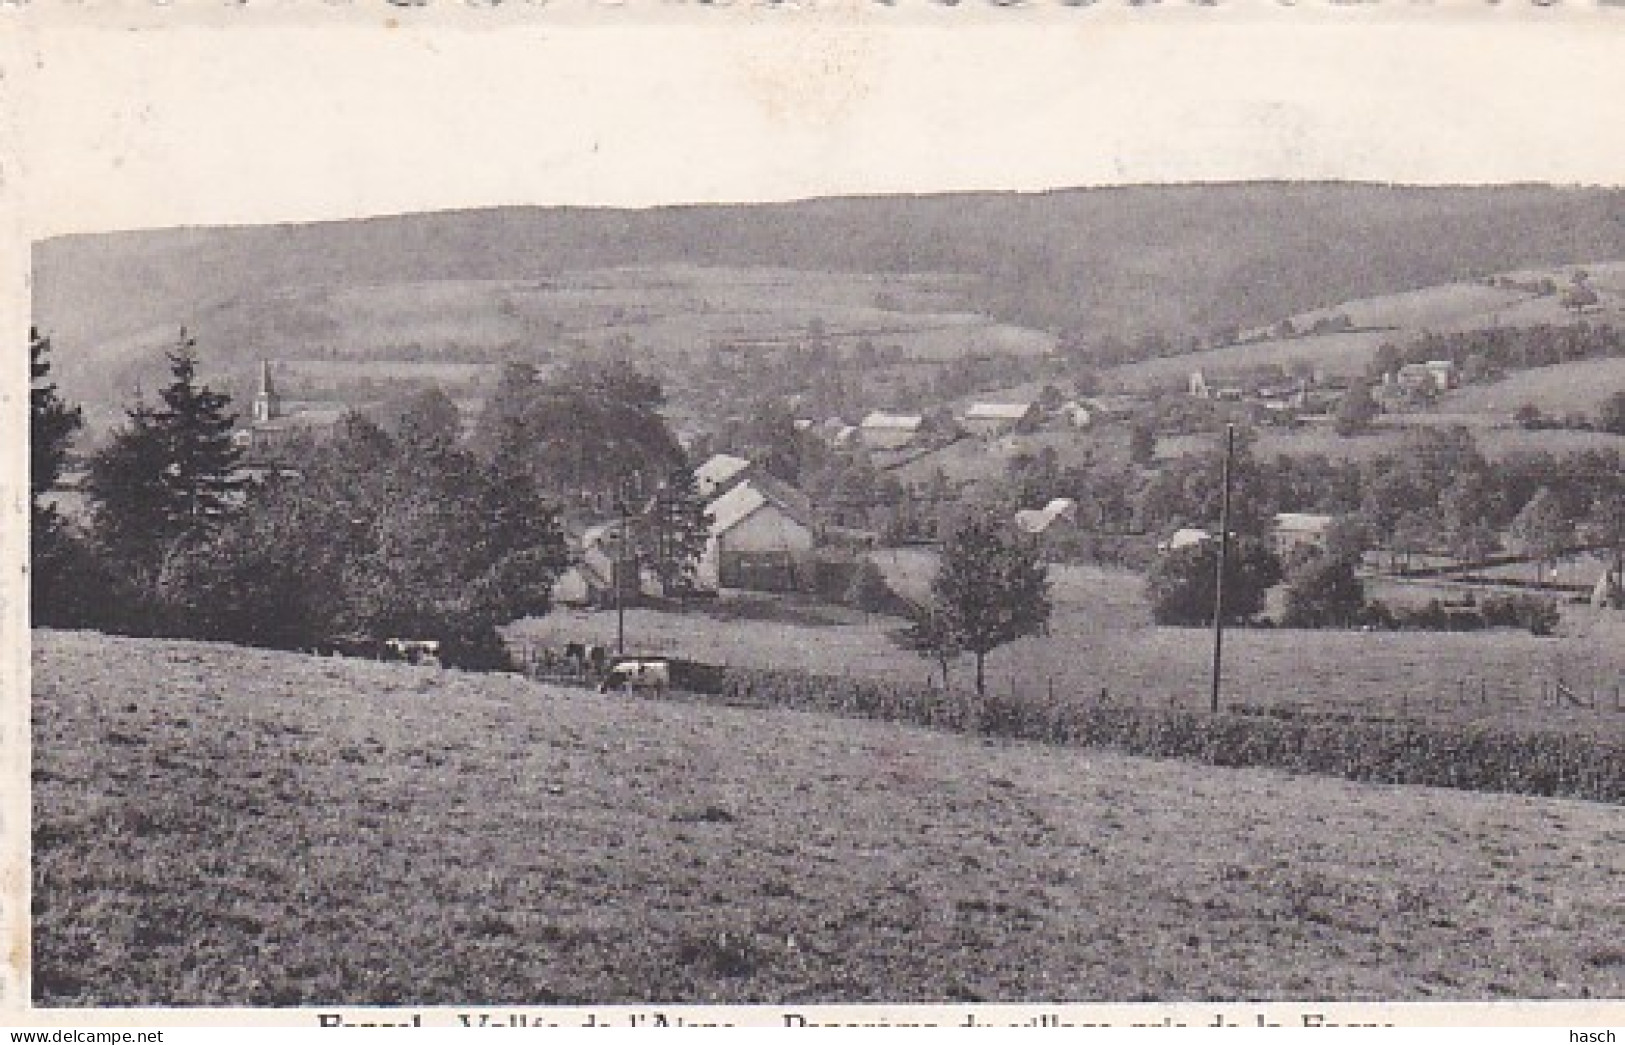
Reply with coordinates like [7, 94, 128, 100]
[89, 330, 244, 570]
[639, 465, 711, 596]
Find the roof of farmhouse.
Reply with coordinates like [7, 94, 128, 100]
[695, 453, 752, 489]
[860, 411, 924, 430]
[963, 402, 1035, 420]
[1274, 512, 1336, 532]
[706, 477, 814, 538]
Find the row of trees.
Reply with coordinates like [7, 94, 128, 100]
[31, 331, 591, 667]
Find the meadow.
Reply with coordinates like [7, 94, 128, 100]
[32, 629, 1625, 1005]
[511, 556, 1625, 740]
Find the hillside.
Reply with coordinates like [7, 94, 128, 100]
[32, 629, 1625, 1005]
[1108, 260, 1625, 393]
[33, 184, 1625, 424]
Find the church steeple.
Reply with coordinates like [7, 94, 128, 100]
[252, 359, 281, 423]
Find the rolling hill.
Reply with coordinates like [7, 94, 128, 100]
[32, 184, 1625, 427]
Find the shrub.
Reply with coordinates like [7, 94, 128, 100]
[1482, 593, 1562, 636]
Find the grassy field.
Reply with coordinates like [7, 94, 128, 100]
[1157, 420, 1625, 463]
[1441, 357, 1625, 418]
[1108, 331, 1390, 391]
[32, 629, 1625, 1005]
[512, 556, 1625, 738]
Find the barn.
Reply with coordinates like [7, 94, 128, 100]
[858, 412, 925, 451]
[961, 401, 1039, 438]
[697, 478, 816, 593]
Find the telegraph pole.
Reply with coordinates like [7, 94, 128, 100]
[615, 472, 640, 659]
[1209, 423, 1236, 714]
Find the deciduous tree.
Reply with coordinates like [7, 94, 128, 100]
[926, 512, 1051, 696]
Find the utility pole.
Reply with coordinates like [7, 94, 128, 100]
[615, 472, 640, 659]
[1209, 423, 1236, 714]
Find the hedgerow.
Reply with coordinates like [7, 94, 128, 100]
[699, 666, 1623, 803]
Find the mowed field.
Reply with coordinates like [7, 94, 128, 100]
[514, 555, 1625, 738]
[31, 629, 1625, 1005]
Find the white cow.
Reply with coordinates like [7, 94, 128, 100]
[598, 658, 671, 694]
[384, 638, 442, 668]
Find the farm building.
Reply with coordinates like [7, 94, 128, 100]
[1394, 360, 1460, 394]
[1014, 498, 1078, 536]
[697, 478, 817, 593]
[1273, 512, 1336, 559]
[1080, 395, 1144, 421]
[1158, 527, 1213, 553]
[859, 412, 925, 451]
[961, 401, 1040, 438]
[694, 453, 753, 499]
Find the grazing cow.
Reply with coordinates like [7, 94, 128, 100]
[384, 638, 442, 667]
[597, 658, 671, 694]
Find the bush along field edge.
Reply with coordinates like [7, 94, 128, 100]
[632, 664, 1625, 804]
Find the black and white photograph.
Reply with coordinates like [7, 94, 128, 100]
[8, 9, 1625, 1025]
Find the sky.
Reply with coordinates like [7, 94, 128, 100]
[10, 10, 1625, 241]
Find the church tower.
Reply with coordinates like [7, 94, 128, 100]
[252, 359, 281, 424]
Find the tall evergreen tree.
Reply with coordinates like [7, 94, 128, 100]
[89, 330, 244, 573]
[30, 329, 97, 626]
[638, 465, 711, 596]
[30, 328, 81, 508]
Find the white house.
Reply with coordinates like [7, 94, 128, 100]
[1158, 527, 1213, 553]
[961, 401, 1039, 438]
[694, 453, 753, 499]
[1014, 498, 1079, 536]
[858, 412, 925, 451]
[1273, 512, 1336, 559]
[697, 479, 817, 593]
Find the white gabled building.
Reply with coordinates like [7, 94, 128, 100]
[1273, 512, 1336, 559]
[858, 412, 925, 451]
[961, 401, 1039, 438]
[694, 453, 753, 499]
[696, 478, 817, 593]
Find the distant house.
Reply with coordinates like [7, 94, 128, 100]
[859, 412, 925, 451]
[1014, 498, 1079, 536]
[1395, 360, 1459, 394]
[694, 453, 753, 499]
[1188, 371, 1211, 399]
[697, 478, 817, 593]
[961, 401, 1039, 438]
[1273, 512, 1336, 559]
[1080, 395, 1143, 421]
[1158, 527, 1213, 553]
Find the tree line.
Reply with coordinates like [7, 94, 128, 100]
[30, 331, 712, 669]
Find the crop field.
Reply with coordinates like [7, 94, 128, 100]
[513, 557, 1625, 739]
[31, 629, 1625, 1005]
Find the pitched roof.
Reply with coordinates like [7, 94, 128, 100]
[695, 453, 752, 494]
[707, 477, 814, 538]
[1274, 512, 1335, 533]
[964, 402, 1034, 421]
[860, 411, 924, 431]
